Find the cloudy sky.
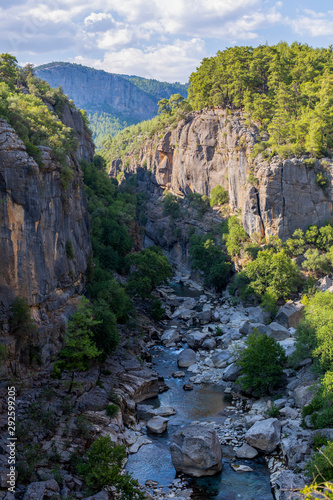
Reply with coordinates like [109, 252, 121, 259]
[1, 0, 333, 83]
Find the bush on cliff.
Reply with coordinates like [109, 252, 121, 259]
[0, 54, 79, 165]
[210, 185, 228, 207]
[77, 436, 144, 498]
[236, 329, 287, 396]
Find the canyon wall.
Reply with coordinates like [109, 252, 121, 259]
[0, 111, 93, 374]
[110, 109, 333, 241]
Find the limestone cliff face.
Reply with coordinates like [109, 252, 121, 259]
[110, 109, 333, 240]
[61, 103, 95, 162]
[0, 118, 92, 373]
[36, 63, 158, 122]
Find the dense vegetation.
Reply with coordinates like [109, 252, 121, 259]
[120, 74, 188, 101]
[76, 436, 144, 498]
[0, 54, 79, 166]
[100, 93, 190, 164]
[88, 111, 137, 148]
[188, 43, 333, 157]
[236, 329, 287, 396]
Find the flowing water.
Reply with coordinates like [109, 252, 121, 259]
[126, 285, 274, 499]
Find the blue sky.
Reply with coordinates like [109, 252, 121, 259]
[1, 0, 333, 82]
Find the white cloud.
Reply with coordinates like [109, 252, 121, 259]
[289, 10, 333, 37]
[75, 38, 205, 82]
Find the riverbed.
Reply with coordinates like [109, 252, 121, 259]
[126, 284, 274, 499]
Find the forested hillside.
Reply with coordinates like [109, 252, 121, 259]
[35, 62, 188, 149]
[188, 42, 333, 157]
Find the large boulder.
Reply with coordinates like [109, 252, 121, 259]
[211, 350, 231, 368]
[146, 416, 168, 434]
[222, 362, 242, 382]
[235, 443, 258, 459]
[177, 348, 196, 368]
[170, 424, 222, 477]
[294, 385, 315, 408]
[186, 331, 209, 349]
[201, 338, 217, 350]
[275, 301, 304, 329]
[195, 304, 212, 324]
[246, 306, 270, 324]
[161, 328, 180, 346]
[280, 421, 312, 468]
[245, 418, 281, 453]
[267, 322, 291, 341]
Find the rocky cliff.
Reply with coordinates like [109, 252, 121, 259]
[110, 109, 333, 240]
[0, 112, 93, 374]
[36, 63, 158, 122]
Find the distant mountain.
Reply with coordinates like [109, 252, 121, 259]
[119, 74, 188, 101]
[35, 62, 188, 148]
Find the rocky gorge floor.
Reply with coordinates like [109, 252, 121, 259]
[0, 276, 329, 500]
[127, 276, 328, 500]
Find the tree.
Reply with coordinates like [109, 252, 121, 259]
[302, 249, 332, 275]
[0, 53, 18, 87]
[236, 330, 287, 396]
[127, 246, 173, 298]
[245, 249, 302, 300]
[222, 216, 248, 257]
[77, 436, 144, 499]
[210, 185, 229, 206]
[57, 298, 101, 392]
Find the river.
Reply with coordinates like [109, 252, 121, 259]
[126, 283, 274, 499]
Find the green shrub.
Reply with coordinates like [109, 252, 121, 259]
[210, 185, 229, 206]
[236, 329, 287, 396]
[187, 192, 210, 216]
[222, 216, 248, 257]
[305, 441, 333, 481]
[25, 141, 43, 167]
[305, 225, 319, 244]
[163, 192, 181, 218]
[266, 404, 280, 418]
[261, 288, 278, 318]
[106, 404, 119, 418]
[229, 270, 251, 300]
[65, 239, 75, 259]
[91, 299, 119, 354]
[304, 158, 317, 169]
[77, 436, 144, 498]
[285, 229, 306, 256]
[313, 433, 329, 450]
[147, 296, 165, 320]
[56, 298, 101, 392]
[189, 235, 231, 291]
[10, 297, 37, 342]
[127, 246, 172, 298]
[250, 141, 267, 158]
[316, 172, 329, 189]
[75, 415, 93, 438]
[317, 225, 333, 251]
[302, 249, 332, 274]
